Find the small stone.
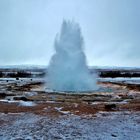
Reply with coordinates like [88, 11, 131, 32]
[111, 134, 117, 137]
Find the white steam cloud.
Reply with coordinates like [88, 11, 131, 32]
[47, 20, 98, 92]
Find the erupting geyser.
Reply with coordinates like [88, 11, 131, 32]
[47, 20, 98, 92]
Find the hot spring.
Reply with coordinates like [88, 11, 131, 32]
[47, 20, 98, 92]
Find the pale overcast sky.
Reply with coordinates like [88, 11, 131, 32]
[0, 0, 140, 67]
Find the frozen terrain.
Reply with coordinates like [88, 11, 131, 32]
[0, 112, 140, 140]
[0, 66, 140, 139]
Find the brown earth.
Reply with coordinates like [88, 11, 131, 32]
[0, 80, 139, 117]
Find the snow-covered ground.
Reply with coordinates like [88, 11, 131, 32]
[99, 77, 140, 84]
[0, 111, 139, 140]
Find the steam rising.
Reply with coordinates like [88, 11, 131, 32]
[47, 20, 98, 92]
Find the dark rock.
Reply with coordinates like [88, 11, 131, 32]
[16, 77, 19, 80]
[13, 96, 33, 101]
[111, 134, 117, 137]
[105, 104, 117, 110]
[0, 93, 15, 98]
[0, 93, 7, 98]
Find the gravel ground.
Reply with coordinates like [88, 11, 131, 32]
[0, 111, 140, 140]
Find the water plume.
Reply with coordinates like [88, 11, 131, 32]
[47, 20, 98, 92]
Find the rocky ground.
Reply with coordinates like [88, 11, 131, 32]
[0, 77, 140, 140]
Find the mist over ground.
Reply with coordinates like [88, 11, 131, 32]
[0, 0, 140, 67]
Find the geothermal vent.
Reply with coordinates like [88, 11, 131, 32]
[47, 20, 98, 92]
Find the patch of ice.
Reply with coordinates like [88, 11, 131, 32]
[0, 99, 19, 103]
[0, 99, 36, 107]
[46, 100, 56, 103]
[59, 111, 70, 115]
[24, 92, 38, 96]
[55, 107, 63, 112]
[19, 101, 36, 107]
